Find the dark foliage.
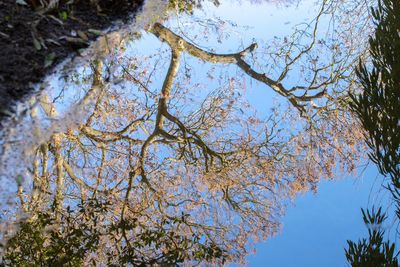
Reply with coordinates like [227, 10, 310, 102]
[1, 199, 227, 266]
[349, 0, 400, 203]
[347, 0, 400, 265]
[345, 208, 398, 267]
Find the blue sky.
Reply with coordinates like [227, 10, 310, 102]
[247, 166, 394, 266]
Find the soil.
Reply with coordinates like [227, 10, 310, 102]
[0, 0, 144, 120]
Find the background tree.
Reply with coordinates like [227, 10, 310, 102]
[2, 198, 227, 266]
[350, 0, 400, 204]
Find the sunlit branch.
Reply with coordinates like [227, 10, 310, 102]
[149, 22, 331, 116]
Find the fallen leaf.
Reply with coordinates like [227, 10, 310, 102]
[44, 52, 56, 68]
[33, 38, 41, 50]
[77, 30, 89, 41]
[88, 29, 103, 36]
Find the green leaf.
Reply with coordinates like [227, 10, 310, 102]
[88, 29, 103, 36]
[33, 38, 41, 51]
[59, 11, 68, 21]
[44, 52, 56, 68]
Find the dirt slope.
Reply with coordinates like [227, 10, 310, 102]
[0, 0, 144, 119]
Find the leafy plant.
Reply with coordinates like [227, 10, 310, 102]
[349, 0, 400, 204]
[347, 0, 400, 265]
[1, 199, 227, 266]
[345, 208, 398, 267]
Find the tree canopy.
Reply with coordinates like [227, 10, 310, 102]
[0, 0, 375, 265]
